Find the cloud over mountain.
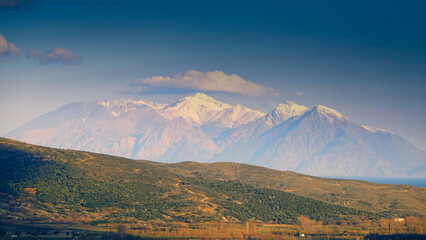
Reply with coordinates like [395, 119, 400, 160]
[26, 47, 81, 65]
[0, 33, 21, 57]
[125, 70, 278, 97]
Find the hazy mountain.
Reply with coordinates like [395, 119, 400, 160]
[6, 93, 426, 177]
[215, 101, 309, 149]
[213, 105, 426, 177]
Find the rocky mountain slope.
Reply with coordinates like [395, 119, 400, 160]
[6, 93, 426, 177]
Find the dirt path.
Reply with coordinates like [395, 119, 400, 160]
[173, 179, 218, 216]
[77, 152, 95, 164]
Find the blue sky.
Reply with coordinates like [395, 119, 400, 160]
[1, 0, 426, 150]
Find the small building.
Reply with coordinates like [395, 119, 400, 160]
[394, 217, 405, 222]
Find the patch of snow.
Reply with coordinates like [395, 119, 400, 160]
[362, 125, 391, 134]
[160, 93, 233, 125]
[183, 92, 232, 110]
[311, 105, 346, 120]
[265, 101, 309, 126]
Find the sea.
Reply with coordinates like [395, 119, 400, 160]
[322, 177, 426, 188]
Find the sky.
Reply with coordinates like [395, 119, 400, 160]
[0, 0, 425, 150]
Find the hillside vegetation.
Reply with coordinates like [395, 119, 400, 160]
[0, 138, 424, 226]
[164, 162, 426, 215]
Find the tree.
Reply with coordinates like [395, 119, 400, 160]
[405, 216, 424, 234]
[117, 224, 129, 238]
[297, 215, 315, 233]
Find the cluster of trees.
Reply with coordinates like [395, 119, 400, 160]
[186, 178, 375, 224]
[0, 145, 179, 222]
[375, 217, 425, 235]
[102, 216, 425, 239]
[294, 215, 425, 236]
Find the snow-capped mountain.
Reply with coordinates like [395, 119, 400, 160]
[212, 104, 425, 177]
[216, 101, 310, 149]
[6, 93, 426, 177]
[160, 92, 233, 125]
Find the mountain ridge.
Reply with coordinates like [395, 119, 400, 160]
[6, 93, 426, 177]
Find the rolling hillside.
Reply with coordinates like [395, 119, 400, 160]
[1, 138, 425, 226]
[164, 162, 426, 215]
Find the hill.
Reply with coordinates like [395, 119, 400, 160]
[164, 162, 426, 215]
[6, 93, 426, 177]
[0, 138, 424, 226]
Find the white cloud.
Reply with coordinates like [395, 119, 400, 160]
[125, 70, 278, 97]
[26, 47, 81, 65]
[0, 33, 21, 57]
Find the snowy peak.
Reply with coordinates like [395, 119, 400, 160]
[96, 99, 158, 109]
[308, 105, 346, 120]
[83, 99, 160, 118]
[205, 103, 265, 129]
[165, 92, 232, 111]
[265, 101, 309, 126]
[160, 93, 233, 125]
[226, 104, 264, 121]
[185, 92, 232, 110]
[273, 101, 309, 116]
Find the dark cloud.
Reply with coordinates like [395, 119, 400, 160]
[0, 0, 34, 9]
[26, 47, 81, 65]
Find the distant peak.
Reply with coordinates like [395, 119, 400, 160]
[192, 92, 213, 100]
[96, 99, 150, 107]
[162, 92, 232, 114]
[182, 92, 232, 109]
[282, 101, 297, 105]
[265, 101, 308, 125]
[310, 105, 345, 119]
[273, 101, 309, 114]
[195, 92, 208, 97]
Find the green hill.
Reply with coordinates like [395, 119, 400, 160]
[0, 137, 423, 225]
[164, 161, 426, 215]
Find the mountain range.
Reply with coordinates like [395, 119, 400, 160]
[6, 93, 426, 177]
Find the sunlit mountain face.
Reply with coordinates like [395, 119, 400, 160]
[7, 93, 425, 178]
